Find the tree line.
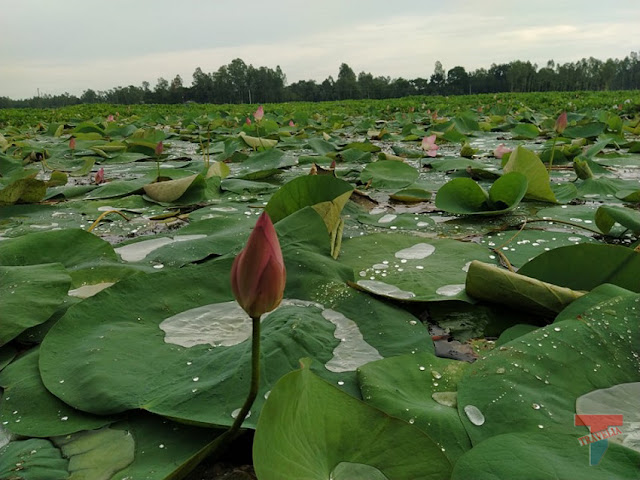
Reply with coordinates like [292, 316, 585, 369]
[1, 52, 639, 109]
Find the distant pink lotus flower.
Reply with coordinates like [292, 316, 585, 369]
[107, 115, 115, 122]
[246, 117, 252, 125]
[494, 144, 512, 159]
[421, 135, 439, 157]
[94, 167, 105, 184]
[555, 111, 568, 134]
[254, 105, 264, 122]
[69, 137, 76, 150]
[155, 141, 163, 156]
[289, 120, 295, 127]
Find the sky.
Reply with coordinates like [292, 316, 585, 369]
[1, 0, 639, 100]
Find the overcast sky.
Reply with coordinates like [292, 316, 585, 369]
[1, 0, 639, 99]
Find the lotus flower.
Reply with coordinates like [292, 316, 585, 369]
[494, 144, 512, 159]
[254, 105, 264, 122]
[107, 114, 115, 122]
[231, 212, 286, 319]
[421, 134, 439, 157]
[246, 117, 252, 125]
[69, 137, 76, 150]
[94, 167, 105, 184]
[155, 141, 163, 156]
[555, 111, 568, 134]
[289, 120, 295, 127]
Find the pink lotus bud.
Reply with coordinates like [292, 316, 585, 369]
[246, 117, 252, 125]
[421, 134, 439, 157]
[155, 141, 163, 156]
[289, 120, 295, 127]
[107, 115, 115, 122]
[69, 137, 76, 150]
[494, 144, 512, 159]
[94, 167, 105, 185]
[330, 160, 336, 169]
[231, 212, 286, 318]
[254, 105, 264, 122]
[555, 111, 568, 134]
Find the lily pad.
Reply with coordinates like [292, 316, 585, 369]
[360, 160, 419, 189]
[253, 359, 452, 480]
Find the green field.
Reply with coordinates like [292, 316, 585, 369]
[1, 91, 639, 479]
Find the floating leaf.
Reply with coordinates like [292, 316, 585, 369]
[503, 146, 556, 203]
[595, 205, 640, 234]
[253, 359, 452, 480]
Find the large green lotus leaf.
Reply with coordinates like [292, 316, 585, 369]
[478, 229, 599, 268]
[52, 426, 134, 479]
[503, 145, 557, 203]
[0, 264, 70, 346]
[113, 214, 256, 267]
[39, 211, 431, 427]
[0, 348, 113, 437]
[220, 178, 278, 195]
[576, 177, 640, 201]
[0, 438, 68, 480]
[595, 205, 640, 234]
[0, 228, 118, 268]
[510, 122, 540, 139]
[563, 122, 606, 139]
[107, 413, 222, 480]
[434, 177, 487, 214]
[231, 148, 295, 180]
[142, 173, 201, 203]
[358, 352, 471, 462]
[238, 132, 278, 149]
[0, 176, 47, 206]
[253, 360, 452, 480]
[456, 292, 640, 446]
[517, 244, 640, 292]
[389, 186, 432, 202]
[307, 137, 338, 156]
[356, 211, 435, 231]
[426, 157, 493, 172]
[85, 173, 156, 199]
[435, 173, 527, 215]
[360, 160, 418, 189]
[340, 234, 497, 302]
[451, 432, 640, 480]
[576, 382, 640, 453]
[265, 175, 354, 224]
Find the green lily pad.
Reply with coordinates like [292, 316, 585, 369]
[0, 264, 70, 346]
[435, 172, 528, 215]
[143, 173, 201, 203]
[340, 234, 497, 302]
[0, 438, 68, 480]
[595, 205, 640, 234]
[451, 432, 640, 479]
[0, 348, 114, 437]
[358, 352, 472, 462]
[360, 160, 419, 189]
[52, 426, 134, 478]
[253, 359, 452, 480]
[456, 291, 640, 445]
[503, 146, 556, 203]
[518, 244, 640, 292]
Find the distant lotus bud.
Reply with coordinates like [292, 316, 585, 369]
[555, 111, 568, 134]
[107, 115, 115, 122]
[69, 137, 76, 150]
[155, 141, 163, 156]
[289, 120, 295, 127]
[494, 144, 512, 159]
[94, 167, 105, 184]
[246, 117, 252, 125]
[231, 212, 286, 319]
[254, 105, 264, 122]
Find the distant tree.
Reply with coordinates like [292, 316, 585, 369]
[446, 66, 469, 95]
[336, 63, 359, 99]
[81, 89, 100, 103]
[191, 67, 213, 103]
[169, 75, 184, 103]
